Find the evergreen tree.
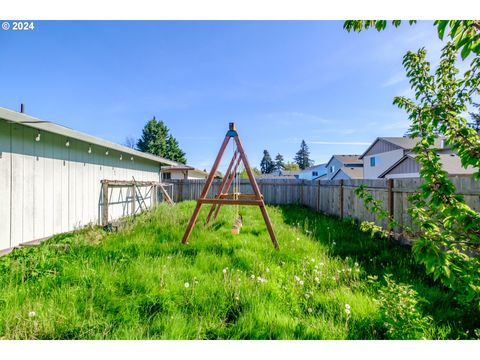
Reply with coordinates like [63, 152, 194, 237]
[260, 150, 275, 174]
[166, 135, 187, 164]
[468, 103, 480, 133]
[136, 116, 187, 163]
[274, 153, 285, 171]
[294, 140, 314, 170]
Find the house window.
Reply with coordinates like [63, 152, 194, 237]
[370, 157, 376, 167]
[312, 171, 318, 177]
[163, 172, 171, 180]
[330, 166, 335, 173]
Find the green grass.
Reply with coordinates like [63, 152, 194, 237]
[0, 202, 477, 339]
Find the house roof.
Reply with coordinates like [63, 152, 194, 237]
[281, 170, 301, 176]
[326, 155, 362, 167]
[0, 106, 180, 166]
[301, 163, 327, 172]
[359, 136, 446, 159]
[379, 152, 477, 178]
[331, 166, 364, 180]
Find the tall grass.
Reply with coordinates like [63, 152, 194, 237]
[0, 202, 476, 339]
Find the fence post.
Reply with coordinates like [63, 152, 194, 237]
[132, 184, 136, 215]
[387, 178, 394, 231]
[102, 181, 109, 226]
[339, 179, 344, 219]
[317, 180, 320, 211]
[300, 180, 304, 205]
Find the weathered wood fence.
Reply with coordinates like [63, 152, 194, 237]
[166, 176, 480, 235]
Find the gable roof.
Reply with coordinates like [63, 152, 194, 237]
[331, 166, 363, 180]
[0, 106, 180, 166]
[360, 136, 446, 159]
[379, 152, 477, 178]
[326, 155, 362, 167]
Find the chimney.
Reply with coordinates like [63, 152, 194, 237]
[20, 103, 24, 113]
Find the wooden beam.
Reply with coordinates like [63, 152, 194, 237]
[181, 135, 231, 244]
[199, 198, 263, 206]
[212, 154, 243, 221]
[102, 181, 109, 226]
[205, 150, 238, 224]
[234, 135, 279, 250]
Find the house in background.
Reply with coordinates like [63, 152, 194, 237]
[161, 165, 220, 180]
[360, 137, 447, 179]
[331, 166, 364, 180]
[325, 155, 363, 180]
[379, 152, 477, 179]
[257, 169, 300, 180]
[298, 164, 327, 181]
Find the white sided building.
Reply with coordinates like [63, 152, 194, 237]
[0, 107, 180, 254]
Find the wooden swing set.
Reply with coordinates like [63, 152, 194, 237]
[181, 123, 279, 250]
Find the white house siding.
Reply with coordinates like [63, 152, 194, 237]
[363, 149, 404, 179]
[0, 119, 161, 252]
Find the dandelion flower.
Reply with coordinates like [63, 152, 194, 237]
[345, 304, 350, 310]
[28, 311, 36, 318]
[223, 268, 228, 274]
[345, 308, 351, 315]
[251, 274, 255, 279]
[354, 262, 359, 267]
[315, 277, 320, 283]
[299, 280, 304, 286]
[311, 258, 315, 263]
[308, 308, 313, 313]
[319, 262, 324, 266]
[184, 282, 190, 288]
[304, 293, 310, 299]
[294, 275, 300, 282]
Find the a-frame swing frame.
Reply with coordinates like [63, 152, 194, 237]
[181, 123, 280, 250]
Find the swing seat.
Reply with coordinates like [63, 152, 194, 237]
[231, 216, 243, 235]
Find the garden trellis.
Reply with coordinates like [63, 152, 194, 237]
[181, 123, 279, 249]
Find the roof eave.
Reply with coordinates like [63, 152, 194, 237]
[0, 107, 179, 166]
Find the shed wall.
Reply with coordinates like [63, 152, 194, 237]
[0, 119, 161, 251]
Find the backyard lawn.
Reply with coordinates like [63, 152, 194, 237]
[0, 202, 477, 339]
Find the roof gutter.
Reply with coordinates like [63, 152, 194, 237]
[0, 106, 180, 166]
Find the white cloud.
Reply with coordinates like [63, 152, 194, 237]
[382, 72, 406, 88]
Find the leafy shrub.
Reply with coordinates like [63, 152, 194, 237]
[375, 274, 433, 339]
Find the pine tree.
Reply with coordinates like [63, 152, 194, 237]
[274, 153, 285, 171]
[468, 103, 480, 133]
[136, 117, 187, 163]
[294, 140, 314, 170]
[166, 135, 187, 164]
[260, 150, 275, 174]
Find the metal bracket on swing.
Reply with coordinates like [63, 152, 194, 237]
[180, 123, 280, 250]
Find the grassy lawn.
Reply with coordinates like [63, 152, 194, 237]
[0, 202, 477, 339]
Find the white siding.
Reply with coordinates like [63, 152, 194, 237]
[0, 121, 11, 250]
[0, 119, 162, 252]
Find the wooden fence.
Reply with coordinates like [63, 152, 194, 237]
[166, 176, 480, 237]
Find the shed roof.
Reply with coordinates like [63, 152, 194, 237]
[0, 107, 180, 166]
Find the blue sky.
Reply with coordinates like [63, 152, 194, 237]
[0, 21, 456, 171]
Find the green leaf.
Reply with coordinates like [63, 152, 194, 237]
[436, 20, 449, 40]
